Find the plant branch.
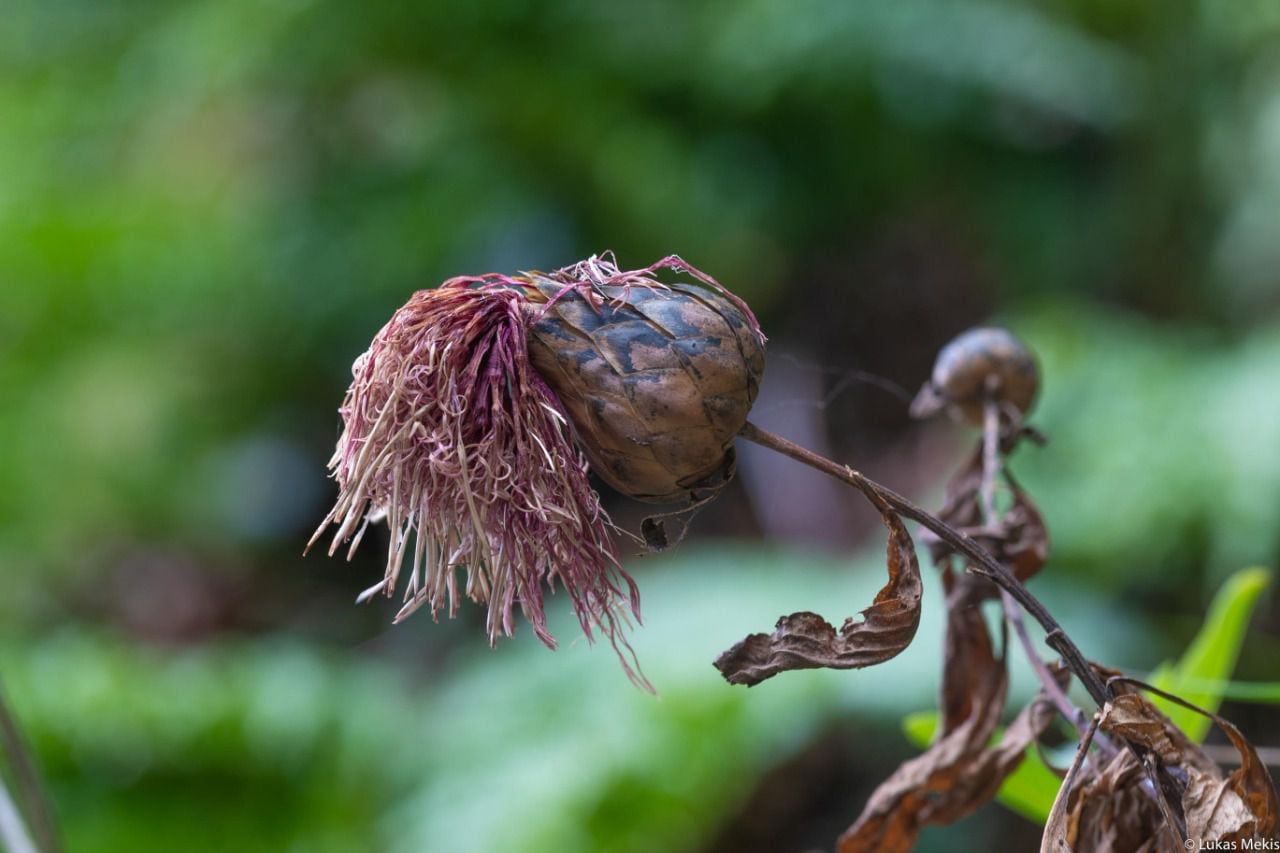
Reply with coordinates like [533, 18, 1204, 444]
[737, 420, 1111, 708]
[0, 775, 37, 853]
[976, 400, 1109, 752]
[0, 679, 58, 853]
[980, 395, 1001, 522]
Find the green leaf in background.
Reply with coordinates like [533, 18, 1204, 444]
[1148, 566, 1271, 742]
[900, 710, 1062, 824]
[1172, 680, 1280, 703]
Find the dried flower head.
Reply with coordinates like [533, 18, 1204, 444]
[309, 253, 764, 688]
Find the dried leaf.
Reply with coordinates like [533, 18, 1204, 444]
[1002, 473, 1049, 582]
[920, 449, 1048, 583]
[1107, 687, 1279, 845]
[922, 447, 985, 566]
[640, 517, 668, 552]
[1100, 693, 1217, 777]
[714, 508, 921, 686]
[839, 616, 1056, 853]
[1043, 686, 1188, 853]
[938, 602, 995, 732]
[1043, 689, 1279, 851]
[1197, 711, 1280, 841]
[1041, 713, 1101, 853]
[1185, 773, 1262, 845]
[1056, 750, 1181, 853]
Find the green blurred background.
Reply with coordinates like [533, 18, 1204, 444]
[3, 1, 1280, 851]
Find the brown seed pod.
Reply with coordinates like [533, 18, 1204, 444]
[523, 276, 766, 503]
[910, 327, 1038, 427]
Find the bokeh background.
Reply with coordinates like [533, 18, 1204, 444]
[3, 1, 1280, 851]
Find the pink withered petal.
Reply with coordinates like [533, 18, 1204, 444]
[308, 279, 650, 689]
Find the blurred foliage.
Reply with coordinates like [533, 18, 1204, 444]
[2, 0, 1280, 850]
[6, 547, 1154, 853]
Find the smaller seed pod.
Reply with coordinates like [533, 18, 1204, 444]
[910, 327, 1039, 427]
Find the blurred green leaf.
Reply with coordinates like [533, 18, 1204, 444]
[1149, 566, 1271, 741]
[1169, 679, 1280, 704]
[900, 709, 937, 746]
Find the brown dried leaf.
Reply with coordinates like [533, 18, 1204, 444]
[1106, 688, 1279, 844]
[922, 447, 985, 566]
[838, 602, 1059, 852]
[837, 652, 1004, 852]
[1100, 693, 1217, 777]
[1041, 714, 1099, 853]
[919, 449, 1048, 583]
[639, 517, 669, 552]
[839, 631, 1056, 852]
[1043, 690, 1279, 852]
[1051, 750, 1181, 853]
[1184, 710, 1279, 842]
[936, 446, 986, 529]
[1002, 473, 1049, 582]
[713, 509, 921, 686]
[1185, 771, 1263, 846]
[938, 602, 996, 732]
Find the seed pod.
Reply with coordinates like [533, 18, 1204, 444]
[910, 327, 1038, 426]
[522, 276, 766, 503]
[309, 252, 764, 688]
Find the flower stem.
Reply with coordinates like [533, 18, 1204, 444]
[737, 420, 1111, 708]
[0, 679, 58, 853]
[977, 401, 1109, 750]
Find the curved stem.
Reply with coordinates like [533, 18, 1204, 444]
[0, 679, 59, 853]
[977, 402, 1109, 749]
[0, 776, 37, 853]
[737, 420, 1111, 708]
[980, 398, 1001, 522]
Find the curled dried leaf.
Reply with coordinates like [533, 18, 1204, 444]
[1044, 748, 1181, 853]
[938, 600, 997, 732]
[1188, 712, 1279, 842]
[639, 517, 669, 552]
[840, 613, 1057, 853]
[922, 448, 1048, 584]
[1100, 693, 1218, 777]
[713, 508, 921, 686]
[1042, 687, 1279, 851]
[1105, 688, 1279, 845]
[1001, 474, 1049, 582]
[1041, 713, 1102, 853]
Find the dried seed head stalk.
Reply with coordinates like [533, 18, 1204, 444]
[309, 253, 764, 689]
